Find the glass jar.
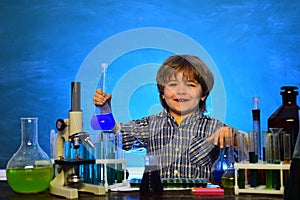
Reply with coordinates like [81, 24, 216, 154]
[268, 86, 300, 161]
[6, 117, 54, 193]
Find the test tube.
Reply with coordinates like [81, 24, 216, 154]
[283, 132, 291, 187]
[237, 132, 246, 189]
[252, 97, 262, 161]
[273, 132, 281, 164]
[262, 131, 268, 162]
[265, 133, 273, 163]
[272, 132, 281, 190]
[104, 132, 116, 185]
[265, 132, 273, 189]
[248, 132, 258, 187]
[248, 132, 258, 163]
[116, 132, 124, 183]
[283, 133, 291, 164]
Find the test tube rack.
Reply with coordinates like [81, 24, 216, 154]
[234, 162, 290, 195]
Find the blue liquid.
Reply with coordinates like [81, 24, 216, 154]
[211, 169, 225, 185]
[91, 113, 115, 131]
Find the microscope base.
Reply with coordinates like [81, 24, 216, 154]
[50, 182, 105, 199]
[50, 161, 105, 199]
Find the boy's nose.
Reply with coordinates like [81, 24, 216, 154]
[176, 84, 186, 94]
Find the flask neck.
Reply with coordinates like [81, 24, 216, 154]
[21, 118, 39, 147]
[282, 95, 297, 105]
[280, 86, 298, 105]
[220, 146, 234, 163]
[97, 101, 112, 114]
[224, 146, 234, 159]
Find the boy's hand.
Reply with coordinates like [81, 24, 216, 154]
[206, 126, 238, 148]
[93, 89, 112, 106]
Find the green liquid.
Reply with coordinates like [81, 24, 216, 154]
[265, 170, 273, 189]
[6, 166, 54, 193]
[221, 176, 234, 188]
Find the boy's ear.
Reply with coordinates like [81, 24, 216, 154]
[200, 95, 207, 101]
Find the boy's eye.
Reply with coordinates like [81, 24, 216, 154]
[186, 82, 196, 87]
[167, 82, 177, 87]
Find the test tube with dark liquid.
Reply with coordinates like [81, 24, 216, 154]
[237, 132, 246, 189]
[248, 132, 259, 187]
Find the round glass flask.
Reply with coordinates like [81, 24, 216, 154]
[211, 130, 235, 186]
[6, 117, 54, 193]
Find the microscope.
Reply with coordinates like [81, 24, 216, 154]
[49, 82, 105, 199]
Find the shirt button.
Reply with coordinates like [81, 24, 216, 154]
[175, 148, 179, 152]
[174, 170, 179, 176]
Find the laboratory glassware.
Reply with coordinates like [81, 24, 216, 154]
[269, 127, 283, 190]
[268, 86, 300, 161]
[91, 63, 115, 131]
[6, 117, 54, 193]
[211, 127, 235, 186]
[140, 155, 163, 195]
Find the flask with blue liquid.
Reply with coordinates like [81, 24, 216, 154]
[90, 63, 115, 131]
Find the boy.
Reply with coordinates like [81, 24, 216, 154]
[94, 55, 234, 179]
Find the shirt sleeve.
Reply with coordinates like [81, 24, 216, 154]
[189, 137, 216, 166]
[189, 119, 225, 166]
[119, 117, 150, 151]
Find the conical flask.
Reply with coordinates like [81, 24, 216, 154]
[211, 128, 235, 186]
[6, 117, 54, 193]
[91, 63, 115, 131]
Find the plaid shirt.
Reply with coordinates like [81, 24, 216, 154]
[119, 109, 224, 179]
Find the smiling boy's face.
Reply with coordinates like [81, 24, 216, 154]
[162, 72, 206, 120]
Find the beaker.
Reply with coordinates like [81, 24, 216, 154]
[140, 155, 163, 195]
[6, 117, 54, 193]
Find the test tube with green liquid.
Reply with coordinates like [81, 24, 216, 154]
[265, 132, 273, 189]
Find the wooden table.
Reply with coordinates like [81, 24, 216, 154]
[0, 181, 284, 199]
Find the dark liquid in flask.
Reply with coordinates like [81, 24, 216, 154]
[140, 166, 163, 195]
[91, 113, 115, 131]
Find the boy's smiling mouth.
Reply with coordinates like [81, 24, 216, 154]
[174, 98, 189, 102]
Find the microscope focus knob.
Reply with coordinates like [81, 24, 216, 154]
[56, 119, 66, 131]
